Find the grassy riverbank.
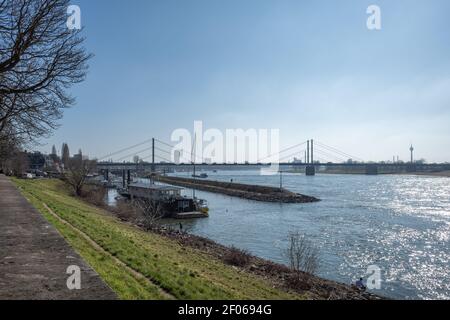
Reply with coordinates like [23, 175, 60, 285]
[13, 178, 302, 300]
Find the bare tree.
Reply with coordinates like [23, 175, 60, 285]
[2, 149, 29, 176]
[285, 231, 320, 280]
[0, 126, 20, 159]
[132, 198, 164, 231]
[0, 125, 25, 174]
[0, 0, 92, 143]
[12, 151, 29, 176]
[63, 158, 95, 196]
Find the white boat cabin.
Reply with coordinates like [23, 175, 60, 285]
[128, 183, 183, 200]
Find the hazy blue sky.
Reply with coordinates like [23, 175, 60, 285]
[40, 0, 450, 162]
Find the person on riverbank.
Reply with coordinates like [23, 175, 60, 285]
[355, 278, 366, 291]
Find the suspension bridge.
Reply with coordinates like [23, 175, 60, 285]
[95, 137, 449, 177]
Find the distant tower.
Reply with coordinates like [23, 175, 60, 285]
[410, 145, 414, 164]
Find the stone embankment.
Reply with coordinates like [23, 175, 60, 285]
[155, 176, 320, 203]
[145, 226, 384, 300]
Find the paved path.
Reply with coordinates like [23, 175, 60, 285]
[0, 175, 116, 300]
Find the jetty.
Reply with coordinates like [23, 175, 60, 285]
[155, 176, 320, 203]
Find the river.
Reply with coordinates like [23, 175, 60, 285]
[107, 170, 450, 299]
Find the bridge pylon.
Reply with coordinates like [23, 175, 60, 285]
[305, 165, 316, 176]
[305, 139, 316, 176]
[365, 164, 378, 175]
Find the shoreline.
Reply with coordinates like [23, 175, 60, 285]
[286, 170, 450, 177]
[150, 226, 385, 300]
[108, 199, 383, 300]
[403, 171, 450, 178]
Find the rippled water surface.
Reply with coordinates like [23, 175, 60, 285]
[161, 170, 450, 299]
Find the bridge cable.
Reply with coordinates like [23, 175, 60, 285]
[158, 138, 309, 164]
[313, 148, 348, 163]
[257, 141, 307, 163]
[115, 146, 154, 162]
[315, 141, 364, 162]
[155, 138, 206, 162]
[97, 138, 153, 161]
[278, 149, 307, 163]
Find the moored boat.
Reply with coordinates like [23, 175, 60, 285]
[127, 182, 208, 219]
[192, 173, 208, 179]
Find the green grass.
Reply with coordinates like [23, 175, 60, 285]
[13, 178, 302, 300]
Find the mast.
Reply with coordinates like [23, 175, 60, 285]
[192, 133, 196, 199]
[279, 169, 283, 191]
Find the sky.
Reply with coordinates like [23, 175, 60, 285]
[38, 0, 450, 163]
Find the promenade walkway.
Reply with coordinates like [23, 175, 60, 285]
[0, 175, 116, 300]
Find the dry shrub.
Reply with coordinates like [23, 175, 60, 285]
[284, 231, 321, 286]
[263, 261, 290, 276]
[114, 200, 138, 222]
[223, 246, 251, 267]
[285, 273, 312, 291]
[132, 198, 164, 231]
[285, 231, 320, 276]
[81, 184, 106, 207]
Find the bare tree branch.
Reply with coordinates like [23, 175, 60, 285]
[63, 157, 96, 196]
[285, 231, 320, 282]
[132, 198, 164, 231]
[0, 0, 91, 145]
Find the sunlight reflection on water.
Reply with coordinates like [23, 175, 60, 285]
[126, 171, 450, 299]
